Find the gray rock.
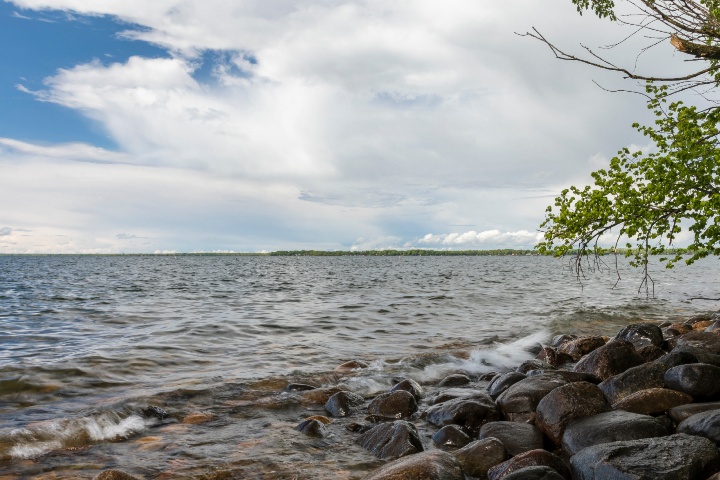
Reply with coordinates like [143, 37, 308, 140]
[557, 336, 606, 361]
[669, 401, 720, 423]
[487, 372, 527, 400]
[453, 438, 507, 479]
[432, 425, 471, 449]
[391, 379, 424, 400]
[294, 418, 324, 437]
[673, 331, 720, 355]
[569, 433, 720, 480]
[517, 360, 555, 374]
[324, 391, 365, 417]
[438, 373, 471, 387]
[487, 449, 571, 480]
[598, 362, 667, 405]
[430, 388, 487, 405]
[496, 373, 567, 423]
[358, 420, 423, 460]
[367, 390, 418, 419]
[573, 339, 643, 381]
[664, 363, 720, 398]
[424, 392, 500, 437]
[615, 323, 664, 348]
[677, 409, 720, 445]
[363, 450, 464, 480]
[478, 421, 544, 456]
[652, 351, 698, 369]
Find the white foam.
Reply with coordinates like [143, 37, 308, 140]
[84, 414, 148, 441]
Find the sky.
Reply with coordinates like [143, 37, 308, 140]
[0, 0, 694, 253]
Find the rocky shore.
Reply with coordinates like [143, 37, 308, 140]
[94, 310, 720, 480]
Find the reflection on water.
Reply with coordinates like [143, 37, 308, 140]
[0, 255, 718, 477]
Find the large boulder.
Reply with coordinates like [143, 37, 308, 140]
[561, 410, 672, 455]
[535, 381, 610, 447]
[424, 392, 500, 436]
[615, 323, 664, 349]
[363, 450, 464, 480]
[478, 421, 544, 456]
[358, 420, 423, 460]
[573, 340, 643, 381]
[368, 391, 418, 419]
[611, 388, 693, 415]
[487, 449, 571, 480]
[452, 438, 507, 479]
[664, 363, 720, 398]
[569, 433, 720, 480]
[677, 409, 720, 445]
[598, 363, 667, 405]
[496, 373, 568, 423]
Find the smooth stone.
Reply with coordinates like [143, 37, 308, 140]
[535, 346, 573, 368]
[598, 362, 667, 405]
[324, 391, 365, 417]
[496, 373, 568, 424]
[294, 418, 325, 437]
[363, 450, 464, 480]
[181, 412, 214, 424]
[300, 386, 342, 406]
[561, 410, 671, 455]
[453, 438, 508, 479]
[478, 421, 544, 456]
[390, 379, 424, 400]
[572, 339, 643, 381]
[557, 336, 606, 361]
[538, 370, 601, 384]
[487, 372, 527, 400]
[430, 389, 488, 405]
[357, 420, 423, 460]
[535, 381, 610, 447]
[516, 360, 555, 374]
[551, 334, 577, 347]
[671, 346, 720, 366]
[424, 393, 500, 437]
[636, 344, 666, 362]
[673, 331, 720, 355]
[677, 409, 720, 445]
[93, 472, 140, 480]
[367, 391, 418, 419]
[611, 388, 693, 415]
[669, 402, 720, 423]
[615, 323, 664, 348]
[283, 383, 317, 392]
[569, 433, 720, 480]
[432, 425, 471, 449]
[141, 406, 169, 420]
[653, 351, 698, 369]
[501, 466, 565, 480]
[664, 363, 720, 398]
[335, 360, 369, 372]
[438, 373, 471, 387]
[487, 449, 571, 480]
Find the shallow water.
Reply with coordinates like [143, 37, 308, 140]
[0, 254, 718, 478]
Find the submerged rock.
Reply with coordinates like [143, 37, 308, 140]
[294, 418, 325, 437]
[93, 471, 141, 480]
[334, 360, 369, 372]
[363, 450, 464, 480]
[357, 420, 423, 460]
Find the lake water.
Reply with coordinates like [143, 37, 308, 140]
[0, 254, 718, 478]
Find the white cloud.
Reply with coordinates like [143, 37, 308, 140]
[417, 230, 543, 249]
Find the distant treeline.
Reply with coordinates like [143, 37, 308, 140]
[267, 249, 536, 256]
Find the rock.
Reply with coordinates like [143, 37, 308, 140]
[706, 321, 720, 332]
[478, 421, 544, 456]
[535, 381, 610, 447]
[181, 412, 214, 424]
[693, 320, 715, 331]
[432, 425, 471, 449]
[363, 450, 464, 480]
[663, 324, 693, 344]
[536, 347, 573, 368]
[501, 467, 566, 480]
[300, 386, 343, 406]
[283, 383, 317, 392]
[672, 346, 720, 366]
[664, 363, 720, 398]
[368, 391, 418, 419]
[141, 406, 169, 420]
[598, 362, 667, 405]
[558, 336, 607, 361]
[569, 433, 720, 480]
[93, 471, 140, 480]
[453, 438, 508, 479]
[573, 339, 643, 381]
[615, 323, 664, 348]
[636, 345, 666, 362]
[487, 372, 527, 400]
[424, 392, 500, 437]
[438, 374, 471, 387]
[517, 360, 556, 374]
[538, 370, 601, 384]
[561, 410, 672, 455]
[550, 334, 577, 347]
[677, 409, 720, 445]
[324, 391, 365, 417]
[487, 449, 571, 480]
[653, 351, 698, 369]
[669, 402, 720, 423]
[686, 313, 716, 325]
[357, 420, 423, 460]
[673, 331, 720, 355]
[430, 389, 488, 405]
[295, 418, 325, 437]
[335, 360, 369, 372]
[391, 379, 424, 400]
[496, 373, 568, 424]
[611, 388, 693, 415]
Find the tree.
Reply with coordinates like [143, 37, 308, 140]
[529, 0, 720, 294]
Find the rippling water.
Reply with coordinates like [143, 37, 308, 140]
[0, 254, 718, 478]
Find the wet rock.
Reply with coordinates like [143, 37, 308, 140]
[573, 339, 643, 381]
[478, 421, 544, 456]
[501, 466, 566, 480]
[677, 409, 720, 445]
[432, 425, 471, 449]
[598, 362, 667, 405]
[669, 402, 720, 423]
[663, 323, 693, 344]
[664, 363, 720, 398]
[615, 323, 664, 349]
[673, 331, 720, 355]
[300, 386, 342, 406]
[496, 373, 568, 424]
[364, 449, 464, 480]
[672, 346, 720, 366]
[430, 388, 488, 405]
[141, 405, 169, 420]
[569, 433, 720, 480]
[706, 321, 720, 332]
[653, 350, 698, 369]
[324, 391, 365, 417]
[283, 383, 317, 392]
[535, 347, 573, 368]
[550, 334, 577, 347]
[487, 449, 571, 480]
[539, 370, 600, 384]
[636, 344, 666, 362]
[295, 418, 325, 437]
[93, 471, 141, 480]
[357, 420, 423, 460]
[487, 372, 527, 400]
[517, 360, 555, 374]
[438, 373, 471, 387]
[453, 438, 508, 479]
[686, 313, 716, 325]
[693, 320, 715, 331]
[334, 360, 369, 372]
[557, 336, 606, 362]
[424, 392, 500, 437]
[535, 381, 610, 447]
[181, 411, 214, 424]
[561, 410, 672, 455]
[390, 379, 423, 401]
[611, 388, 693, 415]
[367, 391, 418, 419]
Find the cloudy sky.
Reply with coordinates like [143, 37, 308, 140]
[0, 0, 690, 253]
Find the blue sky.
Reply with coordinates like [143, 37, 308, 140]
[0, 0, 685, 253]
